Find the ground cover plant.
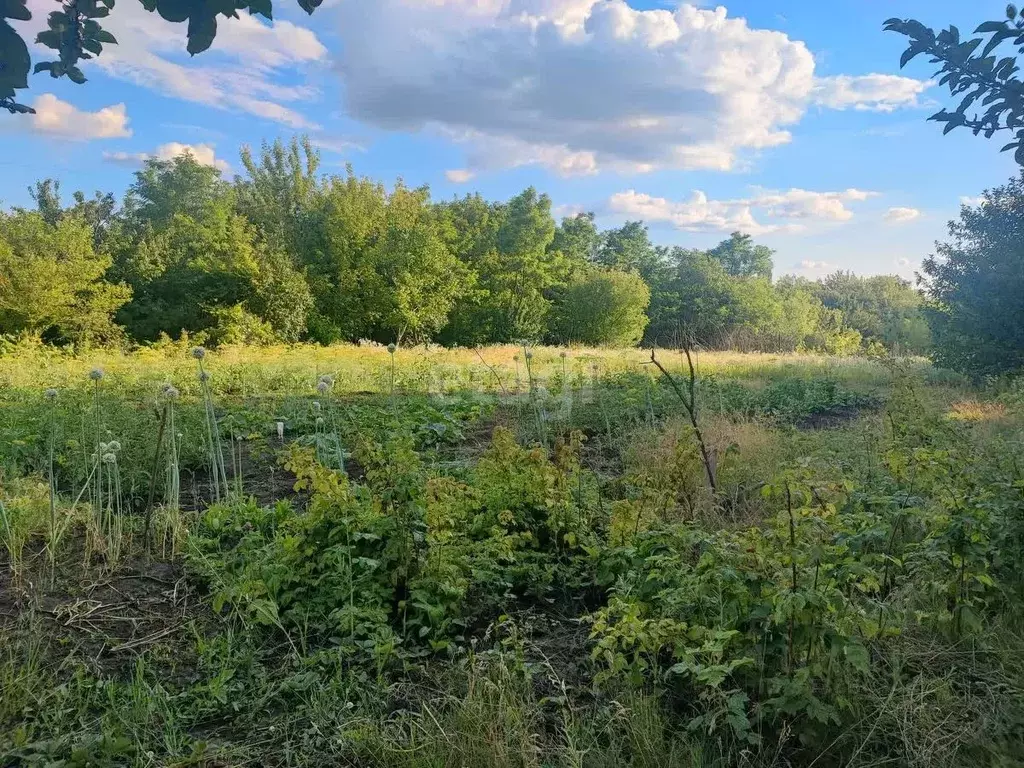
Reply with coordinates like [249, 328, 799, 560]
[1, 341, 1022, 768]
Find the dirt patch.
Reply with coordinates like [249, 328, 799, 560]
[0, 534, 208, 679]
[797, 404, 867, 430]
[182, 437, 305, 511]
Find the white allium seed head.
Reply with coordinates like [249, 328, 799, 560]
[560, 351, 567, 359]
[102, 452, 116, 464]
[161, 383, 180, 400]
[316, 380, 330, 395]
[44, 388, 58, 400]
[99, 442, 109, 453]
[315, 416, 325, 427]
[191, 346, 206, 360]
[387, 343, 397, 355]
[89, 368, 104, 381]
[318, 373, 335, 386]
[525, 351, 534, 360]
[199, 371, 210, 382]
[513, 355, 519, 362]
[107, 440, 121, 452]
[312, 401, 321, 412]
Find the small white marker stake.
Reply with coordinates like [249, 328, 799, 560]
[276, 421, 285, 442]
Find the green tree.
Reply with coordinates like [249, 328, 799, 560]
[445, 188, 562, 343]
[550, 212, 599, 274]
[595, 221, 668, 285]
[886, 7, 1024, 164]
[362, 185, 471, 343]
[920, 173, 1024, 375]
[0, 210, 130, 344]
[813, 271, 929, 354]
[113, 153, 311, 342]
[28, 179, 118, 250]
[707, 232, 774, 279]
[646, 248, 738, 347]
[236, 136, 324, 257]
[550, 268, 650, 347]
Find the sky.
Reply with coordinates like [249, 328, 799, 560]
[3, 0, 1020, 279]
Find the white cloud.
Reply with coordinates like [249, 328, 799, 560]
[753, 187, 878, 221]
[608, 187, 876, 236]
[445, 169, 476, 183]
[797, 259, 836, 272]
[960, 195, 984, 207]
[812, 74, 931, 112]
[103, 142, 231, 172]
[25, 94, 131, 140]
[896, 257, 916, 268]
[334, 1, 919, 176]
[883, 206, 922, 224]
[19, 0, 325, 129]
[553, 203, 587, 219]
[312, 136, 364, 154]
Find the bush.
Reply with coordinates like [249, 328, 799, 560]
[551, 269, 650, 346]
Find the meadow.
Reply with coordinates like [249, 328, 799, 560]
[1, 340, 1023, 767]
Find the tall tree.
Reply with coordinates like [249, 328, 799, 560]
[920, 174, 1024, 375]
[551, 269, 650, 347]
[707, 232, 774, 280]
[445, 188, 562, 343]
[596, 221, 667, 285]
[236, 136, 324, 257]
[0, 210, 130, 344]
[113, 153, 311, 342]
[551, 212, 600, 273]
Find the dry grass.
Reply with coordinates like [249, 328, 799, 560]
[947, 399, 1009, 422]
[0, 338, 901, 396]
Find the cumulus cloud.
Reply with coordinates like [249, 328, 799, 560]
[103, 142, 231, 172]
[884, 206, 922, 224]
[333, 0, 928, 175]
[24, 94, 131, 140]
[608, 187, 876, 236]
[811, 74, 931, 112]
[445, 169, 476, 183]
[19, 0, 325, 129]
[960, 195, 984, 207]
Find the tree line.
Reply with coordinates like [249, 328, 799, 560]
[0, 136, 929, 355]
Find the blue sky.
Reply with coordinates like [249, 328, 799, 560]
[4, 0, 1019, 278]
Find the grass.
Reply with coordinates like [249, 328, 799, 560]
[0, 341, 1021, 767]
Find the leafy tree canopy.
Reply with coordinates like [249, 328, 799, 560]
[921, 173, 1024, 375]
[707, 232, 774, 280]
[551, 268, 650, 347]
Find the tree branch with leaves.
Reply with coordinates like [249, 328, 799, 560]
[886, 4, 1024, 164]
[1, 0, 324, 115]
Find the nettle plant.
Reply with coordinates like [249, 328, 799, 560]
[189, 425, 599, 662]
[590, 464, 899, 747]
